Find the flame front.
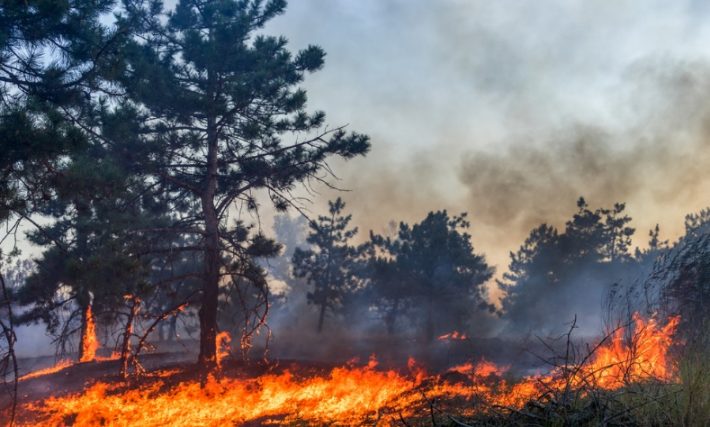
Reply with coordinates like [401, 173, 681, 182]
[19, 314, 680, 426]
[18, 360, 73, 382]
[583, 313, 680, 389]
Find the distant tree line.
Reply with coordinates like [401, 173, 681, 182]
[281, 197, 708, 348]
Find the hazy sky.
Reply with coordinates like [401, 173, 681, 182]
[256, 0, 710, 295]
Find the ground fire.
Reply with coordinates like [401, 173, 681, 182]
[9, 314, 680, 426]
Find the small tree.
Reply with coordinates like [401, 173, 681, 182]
[292, 198, 362, 333]
[15, 141, 161, 360]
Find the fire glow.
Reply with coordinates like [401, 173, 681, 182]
[16, 314, 680, 426]
[437, 330, 468, 341]
[79, 305, 98, 363]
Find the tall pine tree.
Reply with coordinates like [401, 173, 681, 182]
[114, 0, 370, 368]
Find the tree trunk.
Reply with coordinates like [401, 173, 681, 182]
[424, 298, 435, 344]
[75, 201, 95, 362]
[386, 298, 400, 335]
[120, 296, 139, 378]
[198, 111, 220, 370]
[198, 221, 220, 369]
[78, 303, 88, 361]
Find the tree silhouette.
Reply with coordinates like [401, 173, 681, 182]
[501, 198, 637, 335]
[292, 198, 362, 333]
[370, 211, 494, 342]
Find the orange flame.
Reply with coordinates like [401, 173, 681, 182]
[79, 305, 98, 363]
[18, 314, 681, 425]
[215, 331, 231, 368]
[583, 313, 680, 389]
[18, 360, 73, 382]
[449, 359, 508, 377]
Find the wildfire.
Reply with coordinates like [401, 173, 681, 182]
[215, 331, 231, 368]
[18, 360, 73, 382]
[17, 314, 680, 426]
[583, 313, 680, 389]
[80, 305, 99, 363]
[448, 359, 507, 377]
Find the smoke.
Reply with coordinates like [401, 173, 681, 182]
[260, 1, 710, 295]
[459, 59, 710, 258]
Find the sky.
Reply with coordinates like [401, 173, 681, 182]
[255, 0, 710, 299]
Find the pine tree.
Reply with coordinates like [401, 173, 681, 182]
[15, 137, 164, 360]
[501, 198, 638, 335]
[113, 0, 370, 367]
[371, 211, 494, 342]
[292, 198, 362, 333]
[0, 0, 125, 221]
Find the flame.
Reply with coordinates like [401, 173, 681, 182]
[582, 313, 680, 389]
[448, 359, 508, 377]
[215, 331, 231, 368]
[438, 330, 468, 341]
[18, 360, 73, 381]
[18, 314, 680, 426]
[23, 362, 420, 425]
[80, 305, 99, 363]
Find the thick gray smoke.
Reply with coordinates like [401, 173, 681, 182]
[262, 1, 710, 289]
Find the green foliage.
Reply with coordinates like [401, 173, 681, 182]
[292, 198, 363, 332]
[114, 0, 370, 199]
[0, 0, 124, 220]
[14, 139, 166, 335]
[368, 211, 494, 340]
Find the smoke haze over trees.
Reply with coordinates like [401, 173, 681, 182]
[0, 0, 707, 384]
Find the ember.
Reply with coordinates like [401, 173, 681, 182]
[437, 331, 468, 341]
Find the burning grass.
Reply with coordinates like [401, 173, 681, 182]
[11, 314, 702, 426]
